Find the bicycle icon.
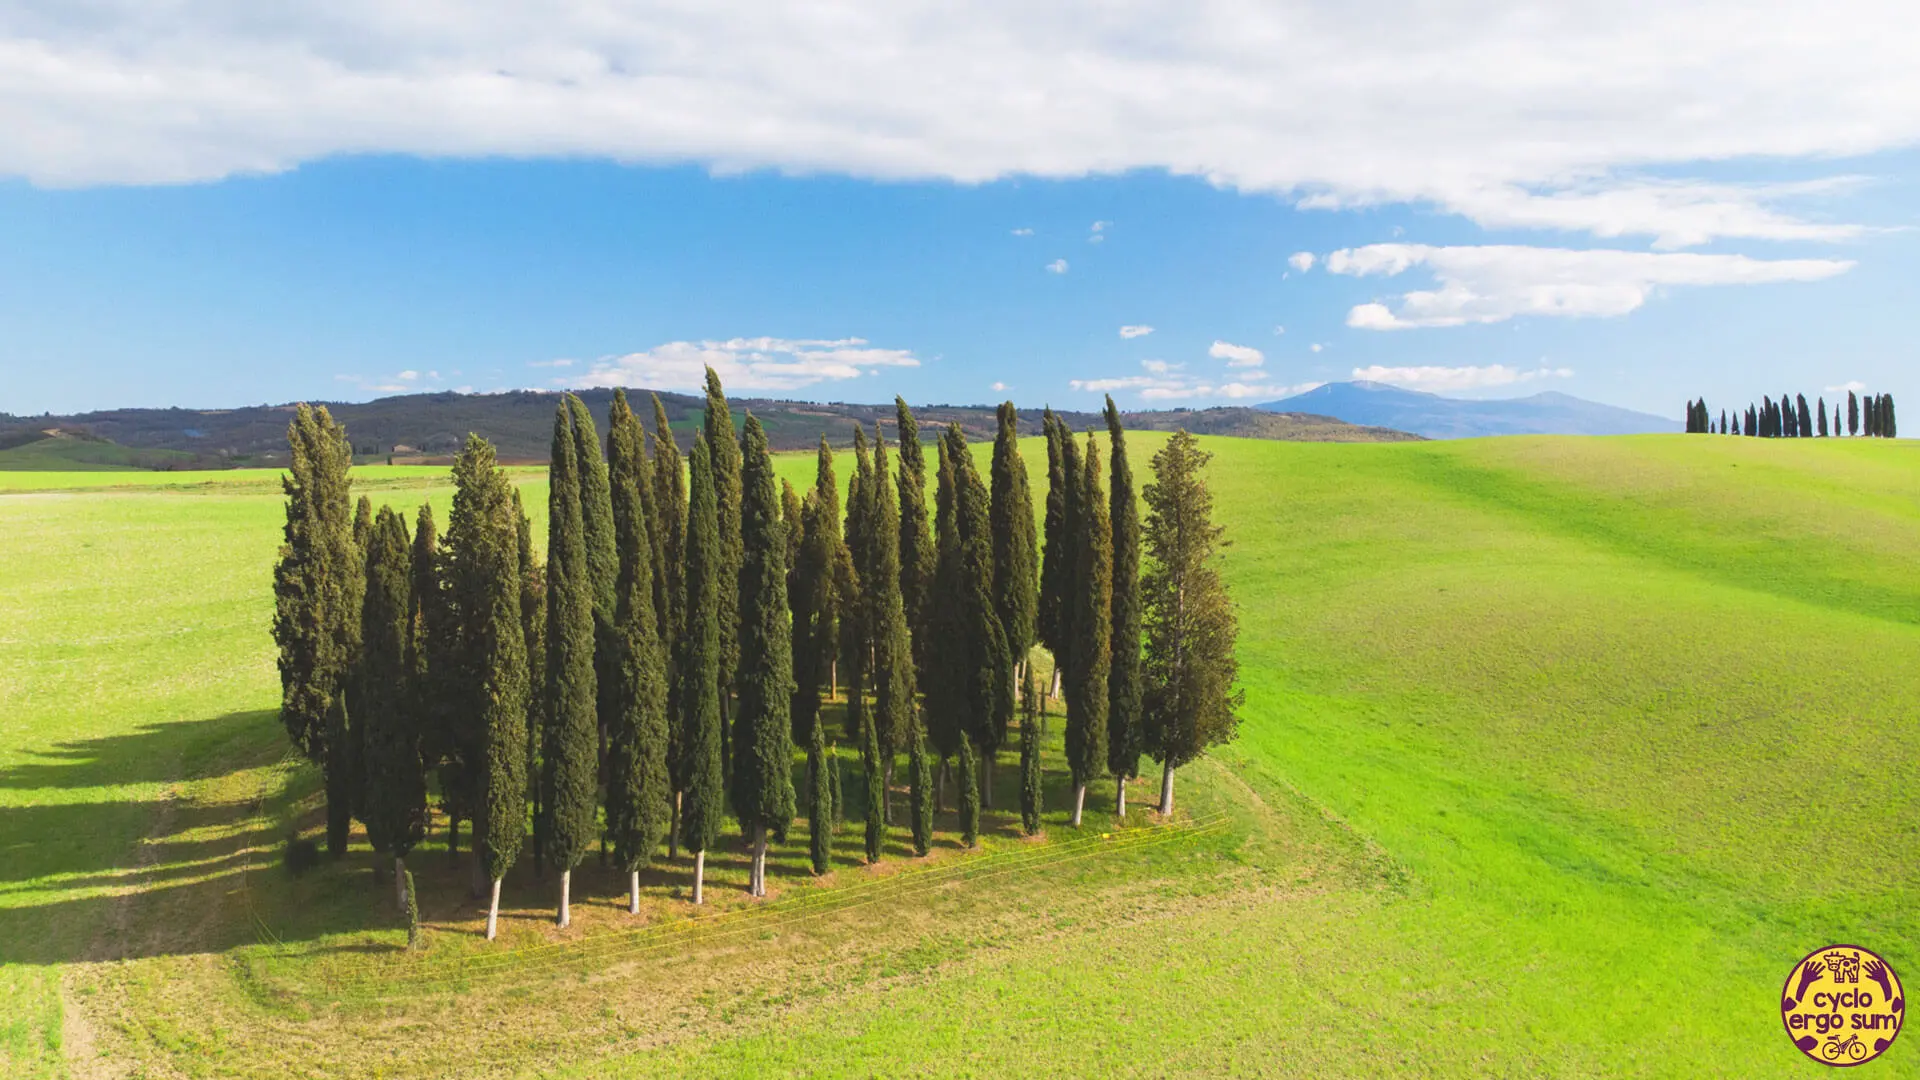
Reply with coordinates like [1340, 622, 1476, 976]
[1824, 1034, 1869, 1063]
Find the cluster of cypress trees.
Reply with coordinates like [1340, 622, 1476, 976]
[1686, 391, 1897, 438]
[274, 377, 1245, 938]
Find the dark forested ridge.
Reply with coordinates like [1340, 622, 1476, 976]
[1, 390, 1416, 467]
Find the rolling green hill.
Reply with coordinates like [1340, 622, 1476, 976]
[1, 433, 1913, 1077]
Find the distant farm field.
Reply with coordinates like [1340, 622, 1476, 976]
[2, 433, 1916, 1077]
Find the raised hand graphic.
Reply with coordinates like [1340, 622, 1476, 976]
[1864, 959, 1902, 1012]
[1787, 960, 1826, 1009]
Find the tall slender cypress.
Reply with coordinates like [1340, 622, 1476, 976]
[353, 494, 374, 550]
[1104, 398, 1143, 816]
[361, 506, 425, 904]
[606, 391, 673, 914]
[446, 437, 530, 941]
[679, 435, 725, 903]
[950, 425, 1013, 811]
[1037, 408, 1069, 675]
[991, 402, 1039, 675]
[703, 369, 744, 775]
[781, 479, 804, 578]
[807, 706, 835, 874]
[895, 398, 937, 658]
[869, 431, 910, 790]
[1065, 434, 1111, 827]
[1849, 391, 1860, 436]
[512, 489, 546, 879]
[1020, 664, 1042, 836]
[925, 436, 964, 799]
[1797, 394, 1813, 438]
[273, 404, 359, 855]
[543, 405, 598, 928]
[648, 395, 688, 855]
[566, 395, 617, 868]
[731, 415, 796, 897]
[843, 429, 875, 752]
[791, 437, 850, 744]
[1141, 432, 1244, 816]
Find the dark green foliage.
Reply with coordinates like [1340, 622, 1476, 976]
[408, 501, 462, 850]
[868, 431, 912, 768]
[404, 868, 421, 950]
[1037, 407, 1068, 659]
[1104, 398, 1143, 787]
[1056, 427, 1083, 675]
[956, 731, 979, 848]
[703, 369, 744, 767]
[1020, 665, 1042, 836]
[808, 713, 833, 874]
[730, 415, 797, 844]
[1796, 394, 1812, 438]
[1065, 434, 1112, 797]
[950, 425, 1014, 762]
[606, 391, 673, 875]
[677, 435, 726, 857]
[325, 696, 352, 856]
[1884, 394, 1898, 438]
[841, 429, 874, 746]
[894, 399, 936, 627]
[1141, 432, 1245, 795]
[284, 832, 320, 877]
[543, 404, 599, 875]
[360, 506, 426, 861]
[781, 479, 804, 578]
[791, 437, 851, 744]
[273, 404, 359, 774]
[1849, 391, 1860, 435]
[649, 395, 688, 788]
[924, 436, 963, 761]
[1818, 398, 1829, 437]
[353, 494, 373, 550]
[440, 436, 531, 885]
[567, 395, 618, 866]
[859, 679, 884, 864]
[991, 402, 1039, 666]
[512, 489, 546, 868]
[907, 708, 933, 856]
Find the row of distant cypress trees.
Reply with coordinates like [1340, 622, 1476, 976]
[273, 373, 1242, 938]
[1686, 391, 1897, 438]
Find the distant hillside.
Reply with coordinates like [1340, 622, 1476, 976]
[0, 391, 1415, 468]
[1259, 381, 1675, 439]
[0, 428, 225, 471]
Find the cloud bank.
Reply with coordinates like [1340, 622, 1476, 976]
[1351, 364, 1573, 392]
[576, 336, 919, 393]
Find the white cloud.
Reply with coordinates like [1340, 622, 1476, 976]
[1079, 359, 1284, 402]
[1091, 220, 1110, 232]
[1208, 341, 1265, 367]
[397, 369, 420, 381]
[1310, 343, 1324, 353]
[1140, 359, 1181, 374]
[1119, 324, 1154, 339]
[4, 3, 1911, 247]
[1329, 243, 1854, 329]
[1072, 374, 1163, 393]
[1272, 325, 1285, 335]
[576, 336, 919, 394]
[1351, 364, 1573, 393]
[1264, 380, 1326, 400]
[1288, 252, 1316, 273]
[1045, 258, 1069, 274]
[990, 380, 1008, 391]
[528, 358, 576, 368]
[1011, 227, 1033, 236]
[1826, 380, 1867, 393]
[1089, 220, 1110, 243]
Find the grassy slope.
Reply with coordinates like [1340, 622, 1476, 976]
[3, 434, 1917, 1077]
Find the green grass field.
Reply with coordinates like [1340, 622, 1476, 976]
[3, 433, 1915, 1077]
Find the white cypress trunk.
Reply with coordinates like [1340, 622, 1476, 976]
[692, 850, 706, 905]
[485, 878, 502, 941]
[1116, 776, 1127, 818]
[752, 827, 768, 897]
[558, 869, 572, 928]
[1071, 783, 1086, 826]
[394, 856, 407, 909]
[1050, 667, 1062, 701]
[629, 871, 640, 914]
[669, 792, 682, 859]
[1159, 762, 1175, 815]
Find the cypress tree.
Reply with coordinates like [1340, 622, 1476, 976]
[703, 369, 744, 775]
[950, 425, 1013, 810]
[1020, 664, 1042, 836]
[679, 434, 725, 903]
[925, 435, 964, 804]
[869, 431, 910, 808]
[781, 479, 804, 578]
[991, 402, 1039, 675]
[1835, 404, 1843, 438]
[360, 506, 426, 905]
[606, 391, 673, 914]
[791, 437, 852, 744]
[1797, 394, 1813, 438]
[566, 395, 617, 868]
[1818, 398, 1829, 437]
[895, 398, 937, 692]
[1849, 391, 1860, 436]
[449, 437, 531, 941]
[543, 404, 598, 928]
[1141, 431, 1245, 815]
[648, 395, 688, 855]
[1037, 408, 1069, 678]
[731, 415, 796, 897]
[325, 697, 353, 858]
[1885, 394, 1897, 438]
[409, 501, 462, 860]
[1065, 433, 1111, 827]
[272, 404, 360, 855]
[512, 489, 546, 877]
[843, 430, 875, 756]
[1104, 398, 1143, 817]
[956, 725, 980, 848]
[353, 494, 374, 551]
[1055, 426, 1084, 699]
[808, 708, 834, 873]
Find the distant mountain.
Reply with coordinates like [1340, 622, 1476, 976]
[1258, 381, 1675, 439]
[0, 391, 1416, 469]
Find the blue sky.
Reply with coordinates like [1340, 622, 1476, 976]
[2, 3, 1917, 418]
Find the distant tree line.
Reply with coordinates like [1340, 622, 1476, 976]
[1685, 391, 1896, 438]
[271, 374, 1243, 936]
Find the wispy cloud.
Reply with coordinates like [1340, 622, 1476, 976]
[1826, 380, 1867, 393]
[575, 336, 920, 394]
[1351, 364, 1573, 392]
[1045, 258, 1069, 274]
[1208, 341, 1264, 367]
[1329, 243, 1855, 330]
[1119, 325, 1154, 339]
[1288, 252, 1315, 273]
[529, 358, 576, 368]
[1011, 227, 1033, 237]
[991, 380, 1008, 391]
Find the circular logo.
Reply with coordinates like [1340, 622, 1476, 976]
[1782, 945, 1905, 1066]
